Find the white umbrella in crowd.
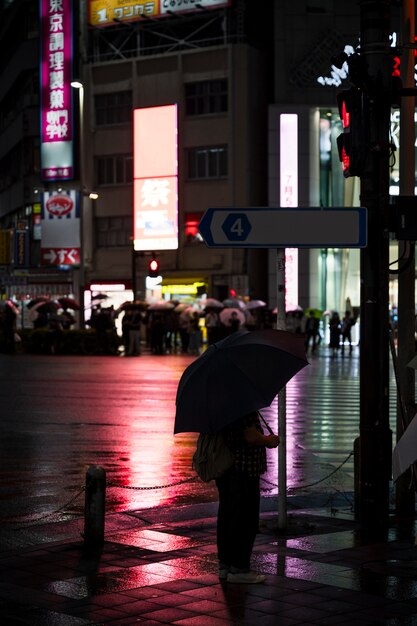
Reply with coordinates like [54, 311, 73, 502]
[245, 299, 267, 310]
[148, 301, 176, 311]
[203, 298, 224, 309]
[219, 308, 246, 326]
[222, 298, 246, 309]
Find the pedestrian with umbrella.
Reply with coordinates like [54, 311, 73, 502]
[175, 329, 308, 584]
[2, 300, 19, 353]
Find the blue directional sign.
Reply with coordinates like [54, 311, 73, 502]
[199, 207, 367, 248]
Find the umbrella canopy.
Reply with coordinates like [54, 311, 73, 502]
[58, 297, 80, 310]
[3, 300, 19, 315]
[245, 299, 267, 310]
[306, 307, 322, 319]
[174, 303, 190, 312]
[28, 299, 59, 322]
[91, 293, 109, 301]
[174, 328, 308, 434]
[203, 298, 224, 309]
[118, 300, 147, 312]
[148, 300, 175, 311]
[27, 297, 50, 309]
[219, 308, 245, 327]
[222, 298, 246, 309]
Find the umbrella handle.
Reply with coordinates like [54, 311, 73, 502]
[257, 411, 275, 435]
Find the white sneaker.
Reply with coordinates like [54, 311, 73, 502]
[227, 570, 266, 584]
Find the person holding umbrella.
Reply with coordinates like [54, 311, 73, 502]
[215, 411, 280, 583]
[175, 328, 308, 584]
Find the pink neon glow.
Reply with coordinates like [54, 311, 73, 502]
[134, 106, 177, 179]
[40, 0, 73, 180]
[280, 114, 299, 311]
[133, 105, 178, 251]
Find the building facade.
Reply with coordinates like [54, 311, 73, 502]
[0, 0, 410, 328]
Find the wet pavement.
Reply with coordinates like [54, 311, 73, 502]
[0, 498, 417, 625]
[0, 346, 417, 624]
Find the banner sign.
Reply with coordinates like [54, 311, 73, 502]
[0, 230, 12, 265]
[40, 0, 74, 181]
[41, 190, 80, 266]
[89, 0, 230, 27]
[14, 226, 29, 268]
[133, 104, 178, 251]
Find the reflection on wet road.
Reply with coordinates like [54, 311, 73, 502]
[0, 351, 397, 521]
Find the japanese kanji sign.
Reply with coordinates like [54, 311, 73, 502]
[40, 0, 74, 181]
[133, 104, 178, 251]
[88, 0, 230, 28]
[41, 190, 80, 266]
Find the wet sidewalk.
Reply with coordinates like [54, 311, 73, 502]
[1, 493, 417, 625]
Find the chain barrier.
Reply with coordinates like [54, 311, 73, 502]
[0, 486, 85, 527]
[107, 476, 197, 490]
[1, 452, 354, 526]
[260, 451, 354, 492]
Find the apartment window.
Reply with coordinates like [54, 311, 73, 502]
[96, 155, 133, 185]
[96, 216, 133, 247]
[188, 146, 228, 179]
[185, 212, 204, 244]
[185, 79, 228, 116]
[94, 91, 132, 126]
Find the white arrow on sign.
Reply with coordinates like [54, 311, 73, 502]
[198, 207, 367, 248]
[42, 249, 57, 263]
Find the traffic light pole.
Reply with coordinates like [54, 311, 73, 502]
[355, 0, 392, 524]
[396, 0, 416, 517]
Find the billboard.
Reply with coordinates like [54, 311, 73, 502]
[41, 190, 80, 266]
[280, 113, 299, 312]
[133, 105, 178, 251]
[40, 0, 74, 181]
[89, 0, 230, 28]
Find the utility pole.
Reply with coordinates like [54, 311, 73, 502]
[356, 0, 393, 524]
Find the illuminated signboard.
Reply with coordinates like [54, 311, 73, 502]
[41, 190, 80, 266]
[280, 114, 298, 312]
[89, 0, 230, 27]
[40, 0, 74, 181]
[317, 34, 417, 87]
[133, 104, 178, 251]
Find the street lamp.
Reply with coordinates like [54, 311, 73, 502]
[71, 80, 85, 326]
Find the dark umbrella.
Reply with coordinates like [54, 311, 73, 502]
[28, 299, 59, 323]
[174, 328, 308, 434]
[58, 297, 80, 310]
[91, 293, 108, 301]
[119, 300, 147, 312]
[27, 297, 50, 309]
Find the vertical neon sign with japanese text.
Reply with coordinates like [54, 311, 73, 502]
[40, 0, 74, 181]
[133, 105, 178, 251]
[280, 114, 299, 312]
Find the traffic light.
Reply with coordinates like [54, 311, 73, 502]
[148, 257, 160, 278]
[336, 88, 368, 178]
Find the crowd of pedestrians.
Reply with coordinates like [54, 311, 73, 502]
[1, 295, 360, 357]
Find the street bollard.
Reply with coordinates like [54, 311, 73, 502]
[84, 465, 106, 552]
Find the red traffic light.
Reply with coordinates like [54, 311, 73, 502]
[148, 258, 160, 277]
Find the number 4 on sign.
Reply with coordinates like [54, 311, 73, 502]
[221, 213, 252, 241]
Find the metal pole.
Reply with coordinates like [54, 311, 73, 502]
[84, 465, 106, 552]
[79, 84, 85, 327]
[276, 248, 287, 529]
[396, 0, 415, 517]
[356, 0, 392, 524]
[132, 244, 137, 301]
